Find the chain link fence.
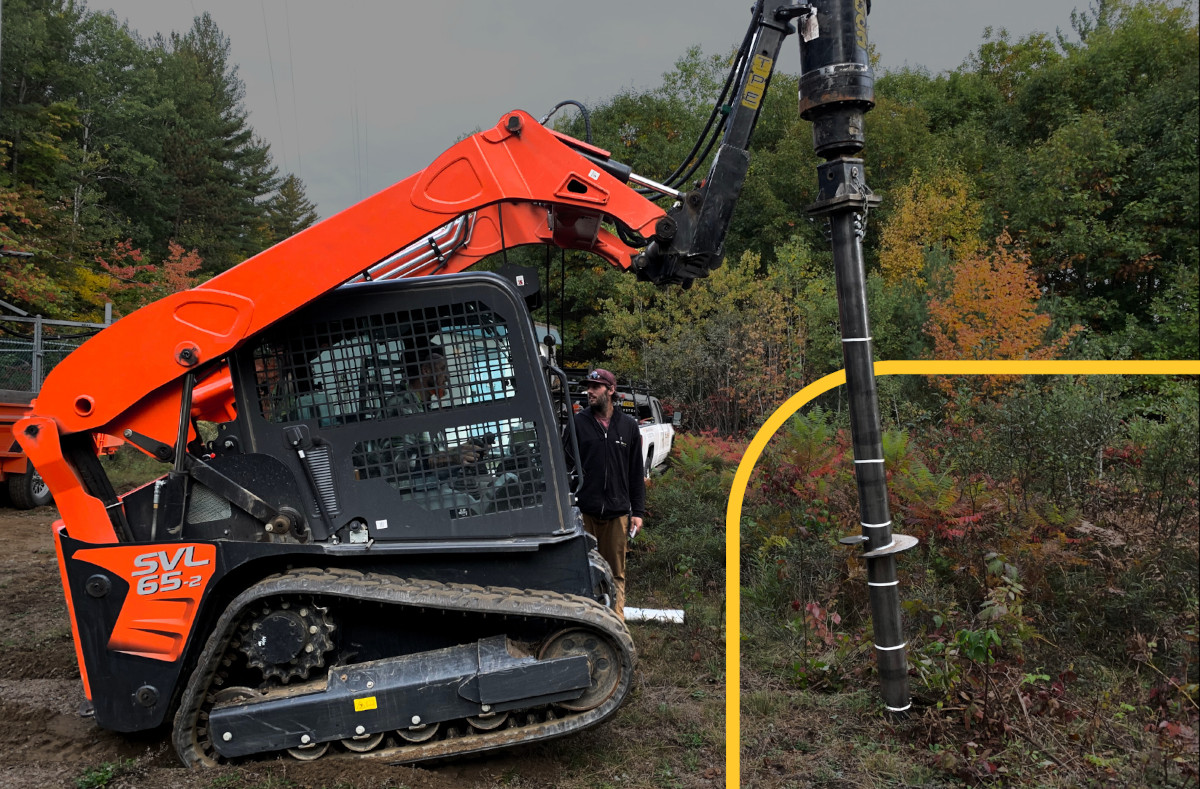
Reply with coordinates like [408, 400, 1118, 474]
[1, 302, 111, 393]
[0, 333, 92, 391]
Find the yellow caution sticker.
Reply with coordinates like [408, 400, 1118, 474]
[354, 696, 378, 712]
[741, 55, 774, 110]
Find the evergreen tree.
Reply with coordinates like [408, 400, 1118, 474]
[0, 0, 85, 188]
[155, 13, 279, 274]
[265, 174, 320, 243]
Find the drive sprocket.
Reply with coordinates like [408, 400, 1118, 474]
[236, 599, 335, 684]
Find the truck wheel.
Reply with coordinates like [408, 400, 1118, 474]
[7, 464, 53, 509]
[644, 447, 654, 480]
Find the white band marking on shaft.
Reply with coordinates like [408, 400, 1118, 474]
[875, 642, 907, 651]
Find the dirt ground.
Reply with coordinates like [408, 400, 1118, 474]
[0, 505, 725, 789]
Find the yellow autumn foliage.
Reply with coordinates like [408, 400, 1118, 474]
[879, 166, 984, 286]
[71, 267, 119, 322]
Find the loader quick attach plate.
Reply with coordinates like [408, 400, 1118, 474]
[209, 635, 591, 758]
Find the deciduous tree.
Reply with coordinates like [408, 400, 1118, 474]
[926, 231, 1080, 398]
[97, 239, 203, 316]
[879, 166, 983, 286]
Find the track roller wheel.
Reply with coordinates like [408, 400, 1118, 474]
[466, 711, 510, 731]
[395, 722, 439, 743]
[341, 730, 385, 752]
[538, 628, 622, 711]
[287, 740, 330, 761]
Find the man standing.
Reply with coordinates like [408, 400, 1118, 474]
[571, 368, 645, 619]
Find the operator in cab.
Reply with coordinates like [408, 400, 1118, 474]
[389, 347, 483, 468]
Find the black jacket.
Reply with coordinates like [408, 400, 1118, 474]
[569, 406, 646, 519]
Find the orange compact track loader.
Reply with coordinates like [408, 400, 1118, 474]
[15, 1, 806, 765]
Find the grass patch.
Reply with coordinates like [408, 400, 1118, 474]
[75, 759, 136, 789]
[101, 443, 168, 492]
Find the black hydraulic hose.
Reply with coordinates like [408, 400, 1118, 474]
[656, 19, 755, 191]
[560, 249, 566, 365]
[539, 100, 593, 144]
[635, 101, 728, 200]
[615, 222, 648, 248]
[664, 110, 726, 191]
[545, 244, 552, 350]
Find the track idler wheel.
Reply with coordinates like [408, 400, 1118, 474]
[191, 686, 259, 767]
[538, 627, 622, 711]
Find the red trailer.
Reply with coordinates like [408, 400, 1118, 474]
[1, 389, 52, 507]
[3, 389, 120, 508]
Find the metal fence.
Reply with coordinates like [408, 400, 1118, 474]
[0, 334, 94, 391]
[1, 302, 111, 393]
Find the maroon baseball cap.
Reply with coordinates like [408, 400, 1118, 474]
[585, 368, 616, 388]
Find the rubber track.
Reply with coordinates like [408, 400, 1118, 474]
[173, 567, 636, 766]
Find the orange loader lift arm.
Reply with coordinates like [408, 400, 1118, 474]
[17, 0, 808, 545]
[18, 111, 669, 542]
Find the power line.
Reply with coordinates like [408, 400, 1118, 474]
[260, 0, 289, 175]
[284, 2, 302, 179]
[351, 83, 362, 200]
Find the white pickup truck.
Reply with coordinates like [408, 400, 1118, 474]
[568, 372, 677, 478]
[618, 392, 676, 478]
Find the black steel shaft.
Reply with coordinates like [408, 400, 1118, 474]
[799, 0, 911, 714]
[827, 200, 910, 712]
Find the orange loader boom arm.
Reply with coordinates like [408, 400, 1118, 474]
[16, 111, 668, 543]
[18, 0, 807, 544]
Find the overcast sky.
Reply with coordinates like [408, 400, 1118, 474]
[91, 1, 1087, 218]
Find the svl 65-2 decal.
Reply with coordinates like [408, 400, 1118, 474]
[75, 544, 217, 661]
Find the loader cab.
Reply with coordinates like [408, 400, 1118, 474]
[223, 272, 574, 545]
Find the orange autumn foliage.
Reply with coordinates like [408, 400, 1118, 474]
[97, 240, 203, 316]
[926, 231, 1080, 398]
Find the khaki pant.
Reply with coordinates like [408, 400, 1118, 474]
[582, 513, 627, 619]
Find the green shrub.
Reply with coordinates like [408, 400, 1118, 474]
[635, 433, 739, 597]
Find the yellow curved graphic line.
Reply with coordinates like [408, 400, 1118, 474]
[724, 359, 1200, 788]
